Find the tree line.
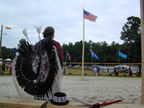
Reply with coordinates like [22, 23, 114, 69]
[0, 16, 141, 63]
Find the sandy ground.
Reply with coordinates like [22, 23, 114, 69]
[0, 76, 141, 105]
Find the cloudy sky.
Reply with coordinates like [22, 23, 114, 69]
[0, 0, 140, 48]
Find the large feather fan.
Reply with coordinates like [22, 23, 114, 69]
[13, 38, 62, 99]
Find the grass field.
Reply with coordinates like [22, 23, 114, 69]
[65, 68, 136, 77]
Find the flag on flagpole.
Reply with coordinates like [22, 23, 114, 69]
[14, 48, 19, 58]
[84, 10, 97, 22]
[66, 52, 71, 61]
[90, 50, 99, 60]
[119, 51, 127, 59]
[5, 26, 11, 30]
[14, 48, 17, 58]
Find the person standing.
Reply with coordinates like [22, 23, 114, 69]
[43, 26, 64, 64]
[34, 26, 64, 100]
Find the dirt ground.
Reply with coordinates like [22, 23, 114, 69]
[0, 76, 141, 105]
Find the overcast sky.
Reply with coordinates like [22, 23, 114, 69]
[0, 0, 140, 48]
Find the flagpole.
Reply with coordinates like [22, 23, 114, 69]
[118, 50, 120, 63]
[82, 8, 85, 80]
[66, 50, 67, 63]
[0, 25, 3, 58]
[140, 0, 144, 104]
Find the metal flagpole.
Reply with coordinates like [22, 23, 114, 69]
[82, 8, 85, 80]
[140, 0, 144, 104]
[66, 50, 68, 63]
[118, 50, 120, 63]
[0, 25, 3, 58]
[90, 42, 93, 63]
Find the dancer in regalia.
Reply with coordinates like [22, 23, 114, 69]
[14, 26, 64, 101]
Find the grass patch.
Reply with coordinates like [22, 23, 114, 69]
[65, 68, 137, 77]
[65, 68, 94, 76]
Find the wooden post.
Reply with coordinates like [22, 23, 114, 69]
[140, 0, 144, 104]
[82, 9, 85, 79]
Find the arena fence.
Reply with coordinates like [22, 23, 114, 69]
[64, 62, 141, 77]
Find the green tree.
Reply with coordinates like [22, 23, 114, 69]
[72, 41, 82, 62]
[17, 39, 26, 49]
[120, 16, 141, 63]
[62, 40, 121, 63]
[0, 47, 14, 60]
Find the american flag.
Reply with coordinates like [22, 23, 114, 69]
[84, 10, 97, 22]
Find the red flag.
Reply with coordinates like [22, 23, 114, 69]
[84, 10, 97, 22]
[67, 52, 71, 61]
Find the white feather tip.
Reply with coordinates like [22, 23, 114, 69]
[35, 26, 42, 34]
[22, 28, 28, 36]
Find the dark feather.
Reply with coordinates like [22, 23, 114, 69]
[15, 38, 58, 96]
